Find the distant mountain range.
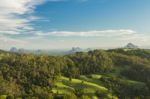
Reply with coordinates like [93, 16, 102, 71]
[9, 47, 93, 55]
[9, 43, 139, 55]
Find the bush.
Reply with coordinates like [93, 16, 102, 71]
[45, 94, 53, 99]
[0, 95, 7, 99]
[95, 90, 108, 98]
[63, 93, 77, 99]
[80, 95, 90, 99]
[6, 95, 14, 99]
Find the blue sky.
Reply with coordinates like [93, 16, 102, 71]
[0, 0, 150, 49]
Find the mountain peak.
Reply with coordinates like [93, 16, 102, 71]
[10, 47, 18, 52]
[125, 43, 138, 49]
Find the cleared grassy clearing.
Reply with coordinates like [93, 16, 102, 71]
[52, 74, 143, 99]
[61, 76, 108, 91]
[52, 76, 111, 98]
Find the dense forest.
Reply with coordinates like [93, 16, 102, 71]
[0, 48, 150, 99]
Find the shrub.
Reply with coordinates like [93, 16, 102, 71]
[63, 93, 77, 99]
[6, 95, 14, 99]
[80, 95, 90, 99]
[0, 95, 7, 99]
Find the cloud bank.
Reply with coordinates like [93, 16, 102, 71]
[35, 29, 149, 42]
[35, 29, 136, 37]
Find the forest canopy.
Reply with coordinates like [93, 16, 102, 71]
[0, 49, 150, 99]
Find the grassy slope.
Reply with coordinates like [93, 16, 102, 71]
[52, 76, 115, 99]
[52, 73, 146, 98]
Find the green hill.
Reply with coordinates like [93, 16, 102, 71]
[0, 49, 150, 99]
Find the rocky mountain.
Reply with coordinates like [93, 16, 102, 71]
[125, 43, 138, 49]
[10, 47, 18, 52]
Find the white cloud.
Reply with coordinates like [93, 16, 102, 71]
[0, 0, 67, 36]
[35, 29, 136, 37]
[0, 0, 46, 15]
[34, 29, 150, 45]
[0, 0, 46, 35]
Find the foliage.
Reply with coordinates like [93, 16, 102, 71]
[0, 49, 150, 98]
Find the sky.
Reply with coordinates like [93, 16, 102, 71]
[0, 0, 150, 49]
